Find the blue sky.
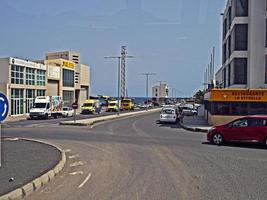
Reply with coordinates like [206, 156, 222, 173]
[0, 0, 226, 97]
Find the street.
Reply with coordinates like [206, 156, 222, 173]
[3, 112, 267, 200]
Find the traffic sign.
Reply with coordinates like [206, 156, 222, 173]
[0, 92, 9, 122]
[72, 102, 78, 110]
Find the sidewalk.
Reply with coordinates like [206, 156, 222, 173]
[0, 138, 65, 199]
[180, 115, 212, 133]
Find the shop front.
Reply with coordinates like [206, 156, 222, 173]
[204, 89, 267, 125]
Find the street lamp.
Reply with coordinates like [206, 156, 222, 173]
[139, 73, 156, 111]
[104, 56, 121, 115]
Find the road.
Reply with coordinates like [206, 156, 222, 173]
[2, 112, 267, 200]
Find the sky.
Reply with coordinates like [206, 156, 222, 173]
[0, 0, 226, 97]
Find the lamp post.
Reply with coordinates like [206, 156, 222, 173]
[139, 73, 156, 111]
[104, 56, 121, 115]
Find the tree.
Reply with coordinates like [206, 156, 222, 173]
[193, 90, 205, 104]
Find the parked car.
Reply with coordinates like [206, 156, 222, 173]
[62, 107, 74, 117]
[207, 116, 267, 146]
[159, 107, 177, 124]
[180, 106, 197, 116]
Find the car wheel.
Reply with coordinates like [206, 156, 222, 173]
[212, 133, 224, 145]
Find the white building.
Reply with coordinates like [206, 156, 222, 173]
[0, 57, 46, 116]
[152, 83, 168, 98]
[216, 0, 267, 89]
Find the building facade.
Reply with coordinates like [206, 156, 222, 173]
[0, 57, 46, 116]
[152, 83, 168, 98]
[0, 51, 91, 118]
[216, 0, 266, 89]
[45, 51, 80, 64]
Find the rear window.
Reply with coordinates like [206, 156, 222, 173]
[162, 109, 175, 114]
[249, 118, 267, 127]
[63, 108, 68, 111]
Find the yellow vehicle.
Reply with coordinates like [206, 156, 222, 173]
[122, 98, 134, 110]
[81, 99, 101, 114]
[107, 100, 119, 112]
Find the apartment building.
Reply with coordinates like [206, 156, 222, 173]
[216, 0, 266, 88]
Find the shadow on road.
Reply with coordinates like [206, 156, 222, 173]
[202, 141, 267, 150]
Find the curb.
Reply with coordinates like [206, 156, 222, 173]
[60, 109, 161, 126]
[0, 138, 66, 200]
[180, 123, 209, 133]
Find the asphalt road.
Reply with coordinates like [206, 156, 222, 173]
[3, 108, 148, 128]
[2, 112, 267, 200]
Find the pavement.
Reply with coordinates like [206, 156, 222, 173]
[3, 112, 267, 200]
[180, 115, 212, 133]
[0, 138, 62, 198]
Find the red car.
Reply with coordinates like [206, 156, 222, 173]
[207, 116, 267, 146]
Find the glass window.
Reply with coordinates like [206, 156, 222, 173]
[234, 24, 248, 51]
[26, 68, 35, 85]
[265, 56, 267, 83]
[11, 65, 24, 84]
[63, 69, 74, 87]
[11, 88, 24, 115]
[231, 119, 248, 128]
[249, 119, 266, 127]
[235, 0, 248, 17]
[37, 69, 46, 86]
[231, 58, 247, 84]
[37, 90, 46, 96]
[26, 89, 35, 113]
[63, 91, 74, 106]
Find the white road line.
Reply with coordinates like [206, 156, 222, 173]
[64, 149, 72, 153]
[68, 154, 79, 159]
[78, 172, 92, 189]
[70, 161, 84, 167]
[69, 171, 84, 175]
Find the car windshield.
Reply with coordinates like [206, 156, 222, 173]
[83, 103, 93, 107]
[63, 108, 69, 111]
[109, 103, 116, 106]
[33, 103, 46, 108]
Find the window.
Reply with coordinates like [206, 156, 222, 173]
[37, 90, 46, 96]
[63, 69, 74, 87]
[63, 91, 74, 106]
[232, 58, 247, 84]
[266, 19, 267, 47]
[227, 65, 231, 86]
[11, 88, 24, 115]
[249, 119, 266, 127]
[234, 24, 248, 51]
[37, 69, 46, 86]
[232, 119, 248, 128]
[11, 65, 24, 84]
[223, 43, 227, 63]
[26, 68, 35, 85]
[223, 68, 226, 88]
[235, 0, 248, 17]
[26, 89, 35, 113]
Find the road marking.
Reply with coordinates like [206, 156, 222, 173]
[78, 172, 92, 189]
[68, 154, 79, 159]
[64, 149, 71, 153]
[70, 161, 84, 167]
[4, 137, 19, 141]
[69, 171, 84, 175]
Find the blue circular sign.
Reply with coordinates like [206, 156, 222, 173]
[0, 92, 9, 122]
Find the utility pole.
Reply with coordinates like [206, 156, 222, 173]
[104, 56, 122, 115]
[139, 73, 156, 111]
[120, 46, 134, 98]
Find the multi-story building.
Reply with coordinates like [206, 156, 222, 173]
[216, 0, 266, 88]
[206, 0, 267, 125]
[152, 83, 168, 99]
[0, 57, 46, 116]
[45, 51, 80, 64]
